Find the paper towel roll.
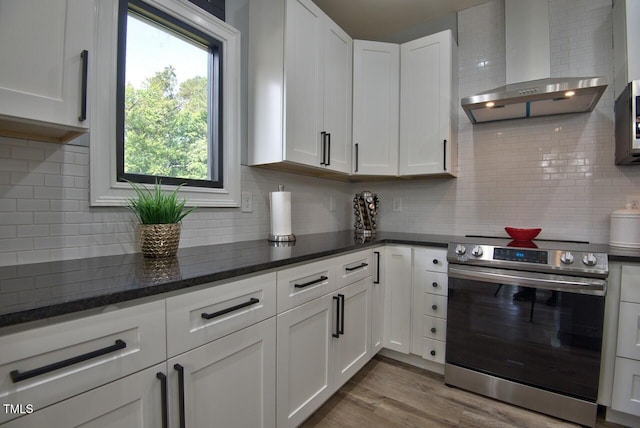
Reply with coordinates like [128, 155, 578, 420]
[270, 191, 292, 236]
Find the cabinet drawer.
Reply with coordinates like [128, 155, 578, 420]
[617, 301, 640, 360]
[277, 259, 336, 313]
[166, 273, 276, 357]
[424, 294, 447, 319]
[414, 247, 448, 273]
[0, 300, 166, 424]
[417, 271, 448, 296]
[612, 357, 640, 416]
[335, 250, 373, 288]
[422, 338, 445, 364]
[422, 316, 446, 342]
[621, 265, 640, 303]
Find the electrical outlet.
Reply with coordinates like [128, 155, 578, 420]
[241, 192, 253, 212]
[626, 195, 640, 209]
[392, 197, 402, 212]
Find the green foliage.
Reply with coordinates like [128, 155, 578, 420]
[126, 180, 195, 225]
[124, 66, 209, 180]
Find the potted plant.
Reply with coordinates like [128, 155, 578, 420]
[127, 181, 195, 258]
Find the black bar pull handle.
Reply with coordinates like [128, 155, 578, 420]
[338, 294, 345, 335]
[332, 295, 340, 338]
[10, 339, 126, 383]
[294, 275, 328, 289]
[326, 133, 331, 166]
[443, 139, 447, 171]
[156, 372, 168, 428]
[320, 132, 327, 165]
[78, 50, 89, 122]
[373, 251, 381, 284]
[201, 297, 260, 320]
[345, 262, 368, 272]
[174, 364, 186, 428]
[355, 143, 359, 172]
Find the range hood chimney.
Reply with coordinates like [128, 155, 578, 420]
[461, 0, 607, 124]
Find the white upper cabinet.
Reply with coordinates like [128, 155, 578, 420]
[0, 0, 94, 143]
[249, 0, 352, 174]
[352, 40, 400, 176]
[613, 0, 640, 98]
[399, 30, 457, 176]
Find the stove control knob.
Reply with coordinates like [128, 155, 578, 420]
[471, 246, 483, 257]
[455, 244, 466, 255]
[560, 251, 574, 264]
[582, 253, 598, 266]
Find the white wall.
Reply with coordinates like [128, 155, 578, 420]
[371, 0, 640, 244]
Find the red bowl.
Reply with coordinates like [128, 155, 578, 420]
[505, 227, 541, 241]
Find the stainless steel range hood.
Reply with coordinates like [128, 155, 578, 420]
[461, 0, 608, 124]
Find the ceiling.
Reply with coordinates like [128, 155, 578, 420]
[312, 0, 490, 40]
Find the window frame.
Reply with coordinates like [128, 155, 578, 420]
[89, 0, 241, 207]
[115, 0, 224, 189]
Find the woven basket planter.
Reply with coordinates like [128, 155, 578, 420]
[139, 223, 181, 258]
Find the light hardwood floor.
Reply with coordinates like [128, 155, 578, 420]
[302, 356, 625, 428]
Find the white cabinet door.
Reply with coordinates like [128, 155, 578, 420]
[399, 30, 457, 176]
[276, 293, 335, 428]
[323, 17, 352, 174]
[2, 364, 166, 428]
[612, 357, 640, 416]
[250, 0, 352, 174]
[0, 0, 93, 141]
[168, 318, 276, 428]
[352, 40, 400, 176]
[383, 246, 413, 354]
[371, 249, 385, 353]
[334, 278, 372, 389]
[284, 0, 324, 167]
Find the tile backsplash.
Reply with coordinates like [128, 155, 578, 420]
[0, 136, 352, 266]
[2, 0, 640, 266]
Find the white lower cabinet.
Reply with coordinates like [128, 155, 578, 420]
[334, 278, 372, 390]
[168, 317, 276, 428]
[2, 363, 166, 428]
[382, 245, 412, 353]
[276, 293, 336, 427]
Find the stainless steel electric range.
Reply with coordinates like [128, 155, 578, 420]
[445, 238, 608, 427]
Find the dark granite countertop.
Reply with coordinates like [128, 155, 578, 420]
[1, 230, 638, 328]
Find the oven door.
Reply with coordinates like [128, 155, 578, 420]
[446, 264, 605, 402]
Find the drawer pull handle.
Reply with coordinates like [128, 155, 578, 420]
[433, 259, 439, 265]
[156, 372, 168, 428]
[174, 364, 186, 428]
[432, 282, 438, 288]
[430, 350, 436, 356]
[339, 294, 345, 335]
[345, 262, 368, 272]
[10, 339, 126, 383]
[432, 304, 438, 311]
[294, 276, 328, 289]
[431, 327, 437, 333]
[201, 297, 260, 320]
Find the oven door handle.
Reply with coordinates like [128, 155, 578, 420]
[448, 265, 606, 296]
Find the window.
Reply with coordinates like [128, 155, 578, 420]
[116, 0, 223, 188]
[90, 0, 240, 207]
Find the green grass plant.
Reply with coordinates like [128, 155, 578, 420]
[126, 180, 195, 224]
